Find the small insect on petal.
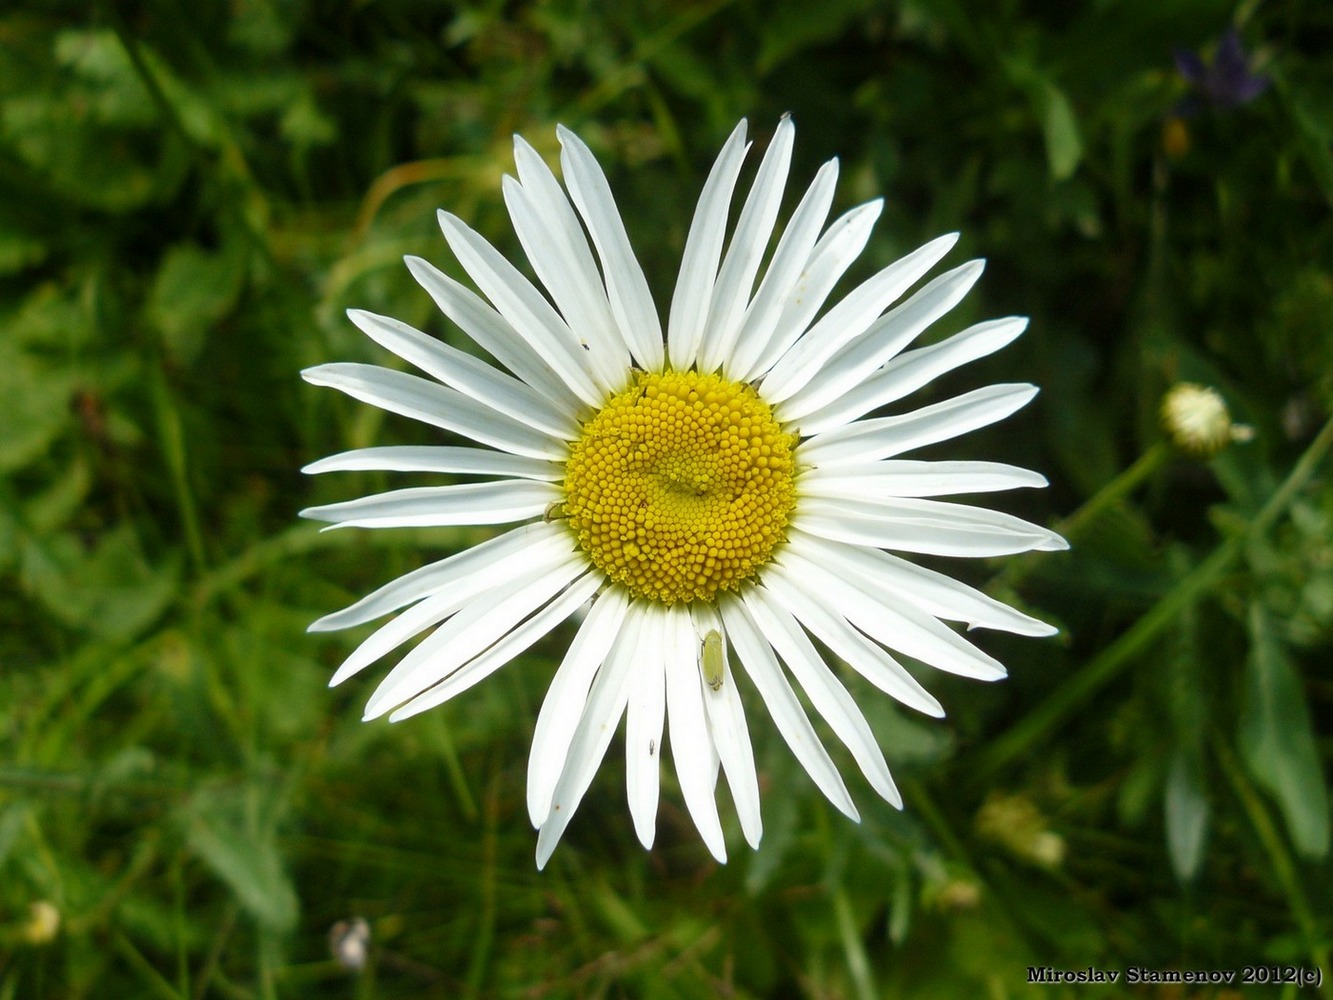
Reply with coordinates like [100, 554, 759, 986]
[702, 629, 725, 692]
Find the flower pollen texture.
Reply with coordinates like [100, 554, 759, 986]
[563, 369, 796, 604]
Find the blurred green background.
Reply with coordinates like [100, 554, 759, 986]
[2, 0, 1331, 997]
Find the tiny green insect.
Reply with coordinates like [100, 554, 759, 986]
[701, 629, 724, 692]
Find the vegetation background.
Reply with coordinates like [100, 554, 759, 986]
[1, 0, 1330, 997]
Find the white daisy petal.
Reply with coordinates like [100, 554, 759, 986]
[302, 445, 561, 480]
[300, 479, 559, 530]
[794, 494, 1068, 557]
[667, 119, 750, 370]
[346, 308, 578, 440]
[742, 589, 902, 808]
[625, 604, 666, 849]
[535, 605, 643, 869]
[741, 198, 884, 381]
[437, 210, 606, 405]
[388, 569, 603, 721]
[363, 546, 587, 719]
[501, 170, 629, 389]
[799, 316, 1029, 435]
[328, 527, 577, 686]
[556, 125, 664, 371]
[800, 383, 1039, 466]
[777, 546, 1007, 681]
[691, 606, 763, 848]
[404, 255, 583, 418]
[788, 529, 1057, 637]
[302, 363, 566, 461]
[800, 459, 1048, 498]
[311, 522, 561, 633]
[663, 605, 727, 862]
[724, 157, 839, 381]
[528, 586, 630, 827]
[698, 115, 795, 374]
[761, 566, 945, 718]
[779, 258, 984, 421]
[760, 233, 960, 405]
[721, 596, 859, 820]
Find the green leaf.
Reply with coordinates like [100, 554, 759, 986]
[146, 238, 247, 365]
[0, 337, 77, 473]
[21, 526, 178, 640]
[1038, 83, 1083, 181]
[180, 787, 299, 932]
[1001, 56, 1083, 181]
[1164, 749, 1209, 880]
[1239, 605, 1330, 857]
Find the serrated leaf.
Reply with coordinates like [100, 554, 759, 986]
[180, 788, 299, 932]
[0, 337, 77, 473]
[147, 239, 247, 365]
[1240, 605, 1330, 857]
[21, 525, 178, 640]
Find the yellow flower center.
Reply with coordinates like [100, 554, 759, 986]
[563, 369, 797, 604]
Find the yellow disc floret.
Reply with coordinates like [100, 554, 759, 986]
[563, 369, 797, 604]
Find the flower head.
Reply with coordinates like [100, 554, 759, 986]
[303, 117, 1065, 867]
[1174, 28, 1270, 115]
[1160, 382, 1250, 457]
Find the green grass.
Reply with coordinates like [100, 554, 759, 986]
[2, 0, 1331, 997]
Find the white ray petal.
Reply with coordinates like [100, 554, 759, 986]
[777, 547, 1008, 681]
[761, 234, 960, 404]
[743, 589, 901, 807]
[345, 309, 578, 441]
[691, 608, 762, 848]
[781, 258, 983, 421]
[663, 604, 727, 862]
[761, 565, 944, 718]
[788, 528, 1058, 637]
[405, 255, 583, 418]
[793, 495, 1069, 557]
[798, 317, 1028, 435]
[623, 606, 666, 850]
[800, 460, 1048, 499]
[724, 158, 838, 381]
[721, 597, 859, 820]
[740, 198, 883, 381]
[437, 211, 606, 405]
[302, 363, 566, 461]
[328, 527, 577, 685]
[799, 383, 1039, 466]
[300, 479, 559, 530]
[667, 120, 750, 370]
[698, 115, 795, 374]
[535, 604, 644, 869]
[311, 523, 560, 632]
[302, 445, 561, 480]
[528, 587, 630, 827]
[388, 569, 602, 721]
[362, 548, 587, 718]
[556, 125, 664, 371]
[501, 171, 628, 390]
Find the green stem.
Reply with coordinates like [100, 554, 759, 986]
[979, 415, 1333, 777]
[832, 885, 877, 1000]
[152, 365, 208, 575]
[1214, 735, 1331, 993]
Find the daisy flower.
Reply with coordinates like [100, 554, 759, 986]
[302, 117, 1065, 868]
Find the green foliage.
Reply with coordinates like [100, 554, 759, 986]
[2, 0, 1331, 997]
